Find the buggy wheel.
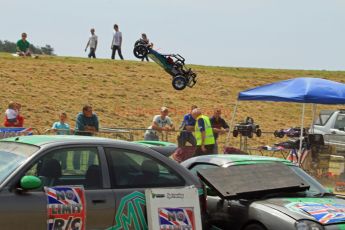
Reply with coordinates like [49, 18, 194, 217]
[248, 132, 253, 138]
[172, 76, 187, 90]
[233, 130, 239, 137]
[256, 129, 262, 137]
[274, 130, 279, 137]
[133, 45, 148, 59]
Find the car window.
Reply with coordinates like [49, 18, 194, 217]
[189, 163, 220, 196]
[189, 163, 219, 176]
[0, 142, 39, 185]
[335, 114, 345, 130]
[25, 147, 102, 190]
[105, 148, 185, 188]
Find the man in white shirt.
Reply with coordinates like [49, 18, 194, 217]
[144, 107, 175, 141]
[85, 28, 98, 58]
[111, 24, 124, 60]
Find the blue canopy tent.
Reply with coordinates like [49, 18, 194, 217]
[227, 77, 345, 161]
[238, 77, 345, 104]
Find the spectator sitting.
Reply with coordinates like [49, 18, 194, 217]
[16, 32, 32, 57]
[137, 33, 153, 62]
[6, 101, 18, 123]
[178, 105, 198, 147]
[75, 105, 99, 136]
[3, 102, 24, 127]
[144, 107, 175, 141]
[52, 112, 71, 135]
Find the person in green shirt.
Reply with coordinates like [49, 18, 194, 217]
[16, 32, 31, 56]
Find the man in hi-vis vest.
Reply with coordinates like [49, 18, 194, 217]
[192, 108, 215, 156]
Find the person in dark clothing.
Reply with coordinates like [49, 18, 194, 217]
[75, 105, 99, 136]
[210, 108, 229, 154]
[74, 105, 99, 169]
[178, 105, 197, 147]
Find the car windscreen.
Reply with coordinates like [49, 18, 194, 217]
[289, 165, 328, 196]
[0, 142, 39, 185]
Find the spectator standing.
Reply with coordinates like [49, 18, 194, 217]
[111, 24, 124, 60]
[16, 33, 31, 56]
[210, 108, 230, 154]
[192, 108, 215, 156]
[85, 28, 98, 58]
[52, 112, 71, 135]
[144, 107, 175, 141]
[75, 105, 99, 136]
[177, 105, 197, 147]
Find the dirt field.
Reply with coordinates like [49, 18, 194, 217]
[1, 52, 345, 147]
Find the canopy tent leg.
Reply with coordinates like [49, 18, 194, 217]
[298, 103, 306, 165]
[225, 100, 239, 148]
[310, 104, 317, 134]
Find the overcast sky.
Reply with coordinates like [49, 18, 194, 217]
[2, 0, 344, 70]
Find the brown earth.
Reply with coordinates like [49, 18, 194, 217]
[1, 53, 345, 148]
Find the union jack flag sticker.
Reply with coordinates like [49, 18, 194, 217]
[45, 186, 86, 230]
[297, 203, 345, 224]
[158, 207, 195, 230]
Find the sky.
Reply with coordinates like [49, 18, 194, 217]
[1, 0, 345, 70]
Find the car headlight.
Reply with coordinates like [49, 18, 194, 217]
[295, 220, 324, 230]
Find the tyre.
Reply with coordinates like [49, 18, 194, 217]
[233, 129, 239, 137]
[172, 76, 187, 90]
[244, 223, 266, 230]
[248, 132, 253, 138]
[133, 45, 148, 59]
[256, 129, 262, 137]
[274, 130, 279, 137]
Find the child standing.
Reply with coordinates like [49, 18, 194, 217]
[52, 112, 71, 135]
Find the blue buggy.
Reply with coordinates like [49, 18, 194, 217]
[133, 41, 197, 90]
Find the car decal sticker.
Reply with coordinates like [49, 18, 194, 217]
[45, 186, 86, 230]
[286, 201, 345, 224]
[107, 191, 147, 230]
[159, 207, 196, 229]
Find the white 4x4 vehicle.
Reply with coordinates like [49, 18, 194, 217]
[313, 110, 345, 143]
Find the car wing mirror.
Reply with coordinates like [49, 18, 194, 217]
[20, 175, 42, 190]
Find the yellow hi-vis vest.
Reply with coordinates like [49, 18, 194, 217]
[195, 115, 215, 146]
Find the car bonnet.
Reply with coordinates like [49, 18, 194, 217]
[258, 197, 345, 225]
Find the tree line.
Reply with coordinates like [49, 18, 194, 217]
[0, 40, 55, 55]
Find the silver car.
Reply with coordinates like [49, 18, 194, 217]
[0, 135, 205, 229]
[182, 154, 345, 230]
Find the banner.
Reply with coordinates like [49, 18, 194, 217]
[145, 187, 202, 230]
[0, 127, 33, 139]
[45, 186, 86, 230]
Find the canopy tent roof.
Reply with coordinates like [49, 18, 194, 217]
[238, 77, 345, 104]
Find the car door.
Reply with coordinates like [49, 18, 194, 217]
[0, 146, 115, 229]
[104, 147, 187, 230]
